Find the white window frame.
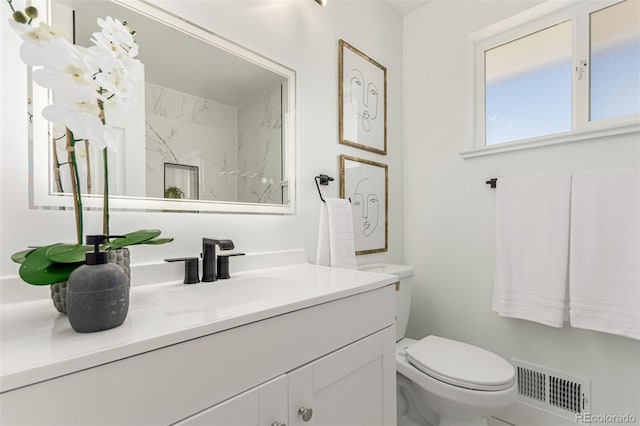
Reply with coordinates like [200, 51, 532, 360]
[462, 0, 640, 158]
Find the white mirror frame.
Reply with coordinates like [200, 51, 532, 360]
[31, 0, 296, 214]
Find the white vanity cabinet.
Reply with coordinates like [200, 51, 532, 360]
[177, 326, 396, 426]
[176, 375, 289, 426]
[0, 283, 396, 426]
[287, 326, 396, 426]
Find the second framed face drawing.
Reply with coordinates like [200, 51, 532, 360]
[339, 39, 387, 155]
[340, 155, 388, 255]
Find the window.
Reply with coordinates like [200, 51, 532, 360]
[485, 21, 572, 145]
[465, 0, 640, 156]
[590, 1, 640, 121]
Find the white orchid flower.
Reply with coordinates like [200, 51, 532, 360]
[84, 45, 114, 71]
[95, 16, 137, 55]
[10, 13, 143, 153]
[87, 47, 143, 83]
[8, 19, 29, 37]
[18, 34, 78, 69]
[91, 31, 131, 60]
[120, 55, 144, 81]
[95, 71, 126, 100]
[81, 16, 144, 117]
[33, 67, 97, 105]
[42, 104, 110, 150]
[22, 22, 68, 42]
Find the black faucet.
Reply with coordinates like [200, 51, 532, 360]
[202, 238, 235, 282]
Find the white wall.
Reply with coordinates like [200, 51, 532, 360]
[403, 1, 640, 425]
[0, 1, 404, 296]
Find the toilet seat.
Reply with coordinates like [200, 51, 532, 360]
[405, 336, 515, 391]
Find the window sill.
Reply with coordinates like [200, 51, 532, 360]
[460, 121, 640, 159]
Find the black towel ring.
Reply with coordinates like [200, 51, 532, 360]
[315, 174, 333, 203]
[315, 174, 352, 203]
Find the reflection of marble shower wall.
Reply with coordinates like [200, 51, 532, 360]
[145, 82, 238, 201]
[237, 85, 283, 204]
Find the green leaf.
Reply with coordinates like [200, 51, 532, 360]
[46, 244, 92, 264]
[107, 229, 161, 250]
[18, 244, 83, 285]
[11, 248, 36, 264]
[138, 237, 173, 245]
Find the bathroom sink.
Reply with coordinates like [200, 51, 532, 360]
[150, 276, 305, 310]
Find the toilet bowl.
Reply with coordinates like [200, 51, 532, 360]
[358, 264, 517, 426]
[397, 337, 517, 426]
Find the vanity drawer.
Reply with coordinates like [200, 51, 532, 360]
[0, 285, 394, 425]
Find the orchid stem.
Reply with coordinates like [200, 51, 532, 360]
[97, 99, 110, 236]
[66, 128, 83, 245]
[52, 136, 64, 193]
[103, 148, 109, 236]
[85, 140, 92, 194]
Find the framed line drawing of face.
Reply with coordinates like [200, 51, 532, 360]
[340, 155, 388, 255]
[339, 39, 387, 155]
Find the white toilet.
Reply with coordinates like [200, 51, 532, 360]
[359, 264, 517, 426]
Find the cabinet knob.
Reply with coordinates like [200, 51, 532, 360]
[298, 407, 313, 422]
[271, 422, 286, 426]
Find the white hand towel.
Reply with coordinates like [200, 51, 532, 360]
[569, 168, 640, 340]
[493, 174, 572, 327]
[316, 198, 357, 269]
[316, 202, 331, 267]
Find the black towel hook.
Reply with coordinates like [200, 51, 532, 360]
[315, 174, 334, 203]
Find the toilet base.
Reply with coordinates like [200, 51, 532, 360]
[399, 373, 487, 426]
[398, 411, 488, 426]
[397, 369, 503, 426]
[398, 413, 427, 426]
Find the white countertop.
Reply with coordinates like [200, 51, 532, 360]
[0, 263, 396, 393]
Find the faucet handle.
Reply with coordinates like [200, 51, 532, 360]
[216, 253, 245, 280]
[165, 257, 200, 284]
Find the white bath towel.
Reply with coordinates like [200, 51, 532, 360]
[493, 174, 572, 327]
[316, 198, 357, 269]
[569, 168, 640, 340]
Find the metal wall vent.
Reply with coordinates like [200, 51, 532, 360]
[512, 359, 591, 422]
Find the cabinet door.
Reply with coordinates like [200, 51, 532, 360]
[176, 375, 288, 426]
[288, 326, 396, 426]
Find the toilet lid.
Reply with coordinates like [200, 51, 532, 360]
[405, 336, 515, 391]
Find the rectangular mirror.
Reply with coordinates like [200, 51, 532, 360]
[31, 0, 296, 214]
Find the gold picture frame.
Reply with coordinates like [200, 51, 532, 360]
[340, 155, 388, 255]
[339, 39, 387, 155]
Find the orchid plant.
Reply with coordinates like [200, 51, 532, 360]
[7, 1, 172, 285]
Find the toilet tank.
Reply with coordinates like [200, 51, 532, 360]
[358, 263, 414, 342]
